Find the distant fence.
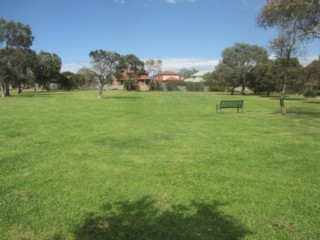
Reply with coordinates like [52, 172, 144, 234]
[45, 82, 222, 92]
[161, 84, 210, 92]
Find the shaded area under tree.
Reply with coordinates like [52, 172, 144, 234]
[74, 197, 252, 240]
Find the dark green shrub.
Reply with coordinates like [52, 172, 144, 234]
[166, 84, 180, 91]
[149, 82, 163, 91]
[185, 83, 204, 91]
[303, 88, 319, 97]
[208, 84, 225, 92]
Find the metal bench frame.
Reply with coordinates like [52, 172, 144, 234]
[216, 100, 244, 113]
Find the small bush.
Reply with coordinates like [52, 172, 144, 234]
[149, 82, 163, 91]
[166, 84, 180, 91]
[209, 84, 225, 92]
[185, 83, 204, 91]
[164, 83, 184, 91]
[303, 88, 319, 97]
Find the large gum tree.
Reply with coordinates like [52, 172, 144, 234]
[35, 51, 62, 91]
[89, 50, 121, 99]
[220, 43, 268, 95]
[257, 0, 320, 115]
[0, 18, 34, 97]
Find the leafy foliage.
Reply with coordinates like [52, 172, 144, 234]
[59, 71, 82, 91]
[303, 87, 320, 97]
[0, 17, 34, 49]
[0, 18, 34, 96]
[249, 58, 303, 96]
[145, 59, 162, 77]
[257, 0, 320, 114]
[250, 60, 279, 96]
[304, 59, 320, 87]
[149, 82, 163, 91]
[89, 50, 121, 98]
[118, 54, 145, 90]
[219, 43, 268, 94]
[214, 63, 238, 94]
[257, 0, 320, 41]
[179, 68, 198, 79]
[34, 51, 62, 91]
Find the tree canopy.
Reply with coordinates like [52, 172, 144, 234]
[34, 51, 62, 91]
[119, 54, 145, 77]
[257, 0, 320, 114]
[89, 50, 121, 98]
[219, 43, 268, 94]
[257, 0, 320, 42]
[0, 18, 34, 49]
[145, 59, 162, 77]
[0, 18, 35, 97]
[179, 68, 198, 79]
[0, 15, 319, 99]
[118, 54, 145, 90]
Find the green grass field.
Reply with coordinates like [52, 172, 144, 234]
[1, 90, 319, 240]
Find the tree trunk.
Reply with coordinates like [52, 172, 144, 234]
[18, 84, 22, 94]
[241, 84, 246, 95]
[1, 82, 5, 98]
[241, 75, 246, 95]
[5, 82, 10, 96]
[98, 84, 103, 99]
[280, 73, 288, 115]
[231, 86, 235, 95]
[45, 82, 50, 91]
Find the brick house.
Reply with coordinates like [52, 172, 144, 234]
[114, 70, 151, 91]
[153, 71, 183, 83]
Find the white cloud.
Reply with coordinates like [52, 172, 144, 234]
[240, 0, 248, 9]
[61, 55, 319, 74]
[165, 0, 196, 4]
[299, 55, 319, 66]
[62, 57, 219, 73]
[61, 62, 90, 73]
[269, 54, 319, 66]
[114, 0, 125, 4]
[161, 58, 219, 71]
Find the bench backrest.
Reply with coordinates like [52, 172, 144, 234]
[220, 100, 243, 108]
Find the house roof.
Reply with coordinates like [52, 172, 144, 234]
[158, 71, 180, 75]
[184, 70, 212, 82]
[191, 70, 212, 77]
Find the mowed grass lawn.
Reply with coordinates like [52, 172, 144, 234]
[1, 90, 319, 240]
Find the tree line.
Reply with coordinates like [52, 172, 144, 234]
[1, 0, 319, 114]
[203, 43, 319, 97]
[205, 0, 319, 114]
[0, 18, 62, 97]
[0, 17, 161, 98]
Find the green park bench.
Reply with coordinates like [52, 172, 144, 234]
[216, 100, 244, 113]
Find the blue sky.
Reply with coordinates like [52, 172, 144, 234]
[1, 0, 319, 72]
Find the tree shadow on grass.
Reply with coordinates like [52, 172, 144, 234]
[11, 91, 69, 98]
[74, 197, 252, 240]
[268, 96, 307, 101]
[104, 95, 141, 100]
[304, 100, 320, 104]
[287, 107, 320, 118]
